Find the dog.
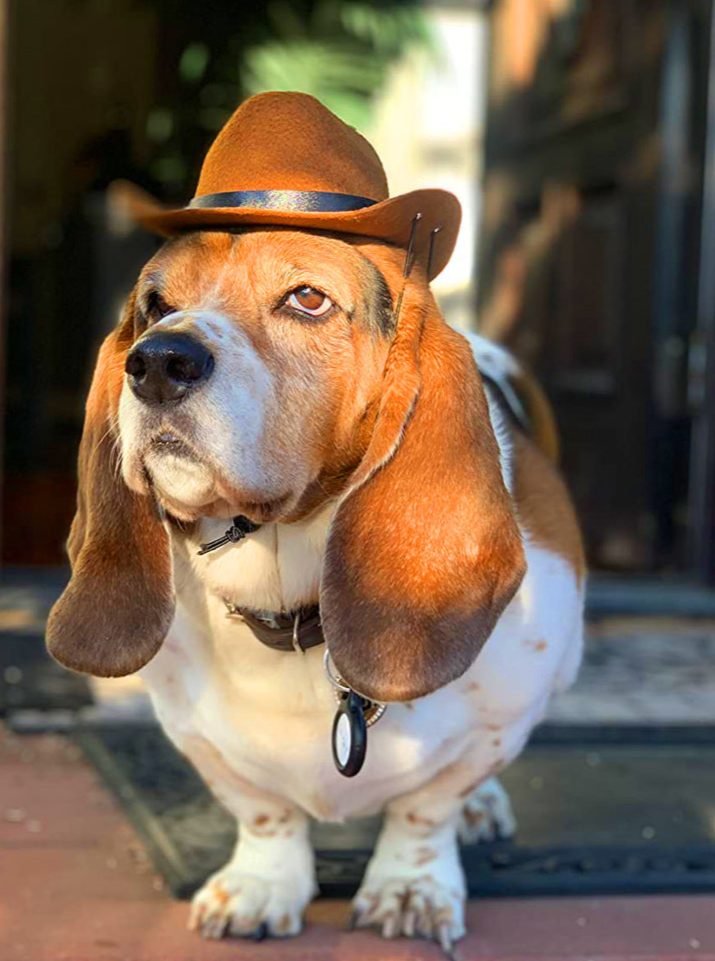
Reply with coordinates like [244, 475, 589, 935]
[47, 93, 584, 952]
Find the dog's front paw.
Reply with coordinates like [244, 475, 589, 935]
[458, 776, 516, 843]
[352, 825, 466, 956]
[189, 866, 313, 940]
[351, 873, 465, 954]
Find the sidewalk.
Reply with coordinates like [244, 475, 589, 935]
[2, 725, 715, 961]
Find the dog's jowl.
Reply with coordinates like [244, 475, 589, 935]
[47, 93, 585, 951]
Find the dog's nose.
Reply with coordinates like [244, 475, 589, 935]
[125, 332, 214, 405]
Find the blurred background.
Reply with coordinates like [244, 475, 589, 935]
[3, 0, 715, 718]
[5, 0, 715, 589]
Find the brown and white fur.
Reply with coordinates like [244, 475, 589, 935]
[47, 229, 584, 952]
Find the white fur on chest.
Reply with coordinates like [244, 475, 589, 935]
[141, 531, 583, 822]
[185, 504, 334, 613]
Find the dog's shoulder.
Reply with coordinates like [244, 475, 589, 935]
[465, 331, 585, 585]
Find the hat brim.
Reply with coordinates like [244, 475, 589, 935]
[109, 181, 461, 282]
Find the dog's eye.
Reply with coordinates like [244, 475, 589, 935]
[146, 290, 175, 322]
[286, 286, 332, 318]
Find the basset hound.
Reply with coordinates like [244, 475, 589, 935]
[47, 227, 585, 952]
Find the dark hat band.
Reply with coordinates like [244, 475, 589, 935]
[188, 189, 378, 214]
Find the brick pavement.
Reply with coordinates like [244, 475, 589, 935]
[2, 726, 715, 961]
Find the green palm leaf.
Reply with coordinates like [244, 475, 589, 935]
[243, 1, 432, 127]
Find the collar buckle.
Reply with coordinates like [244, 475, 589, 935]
[223, 597, 242, 619]
[292, 611, 305, 653]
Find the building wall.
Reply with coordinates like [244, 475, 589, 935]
[367, 5, 490, 331]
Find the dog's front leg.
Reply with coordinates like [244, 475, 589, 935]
[351, 756, 516, 954]
[190, 798, 316, 940]
[178, 735, 317, 940]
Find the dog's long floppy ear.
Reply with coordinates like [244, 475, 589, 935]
[321, 280, 526, 703]
[46, 294, 174, 677]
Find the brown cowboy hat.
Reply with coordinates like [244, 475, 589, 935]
[113, 91, 461, 281]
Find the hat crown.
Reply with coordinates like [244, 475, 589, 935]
[195, 92, 390, 203]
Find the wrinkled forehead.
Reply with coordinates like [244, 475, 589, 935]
[137, 228, 391, 318]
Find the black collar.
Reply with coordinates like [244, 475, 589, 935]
[198, 516, 325, 653]
[223, 601, 324, 653]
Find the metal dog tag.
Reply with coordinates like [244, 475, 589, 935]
[332, 690, 368, 777]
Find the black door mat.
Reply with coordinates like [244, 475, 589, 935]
[74, 722, 715, 900]
[0, 632, 92, 717]
[0, 568, 90, 720]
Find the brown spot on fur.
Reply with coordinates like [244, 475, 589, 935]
[275, 914, 292, 935]
[464, 808, 485, 827]
[465, 682, 481, 693]
[310, 793, 338, 820]
[278, 810, 292, 824]
[513, 431, 585, 582]
[414, 846, 438, 867]
[211, 883, 230, 906]
[523, 638, 548, 652]
[434, 907, 454, 924]
[406, 812, 436, 828]
[459, 781, 480, 799]
[492, 737, 502, 747]
[254, 814, 270, 827]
